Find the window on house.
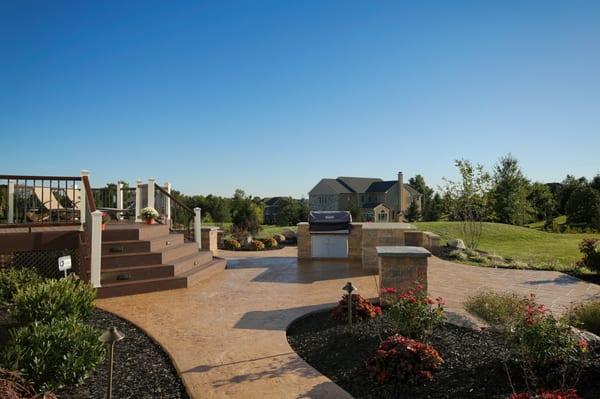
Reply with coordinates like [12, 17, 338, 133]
[378, 211, 387, 222]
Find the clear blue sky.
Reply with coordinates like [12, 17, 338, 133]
[1, 1, 599, 198]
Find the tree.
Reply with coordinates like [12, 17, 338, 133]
[490, 154, 532, 225]
[345, 196, 362, 222]
[404, 199, 421, 222]
[231, 189, 261, 234]
[409, 175, 438, 221]
[565, 187, 600, 230]
[591, 174, 600, 193]
[527, 183, 556, 222]
[423, 193, 443, 221]
[441, 159, 492, 249]
[274, 197, 309, 226]
[557, 175, 587, 214]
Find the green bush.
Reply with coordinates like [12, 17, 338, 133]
[576, 238, 600, 272]
[382, 285, 445, 341]
[261, 238, 278, 249]
[11, 277, 95, 325]
[273, 234, 286, 243]
[1, 318, 105, 391]
[566, 301, 600, 335]
[248, 240, 265, 251]
[222, 238, 241, 250]
[0, 267, 44, 309]
[464, 290, 530, 326]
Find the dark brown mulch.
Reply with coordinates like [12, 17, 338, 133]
[0, 308, 187, 399]
[286, 310, 600, 399]
[57, 308, 188, 399]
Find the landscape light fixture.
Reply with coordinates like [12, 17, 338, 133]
[342, 282, 357, 332]
[99, 326, 125, 399]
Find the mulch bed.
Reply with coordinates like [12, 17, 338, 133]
[55, 308, 188, 399]
[287, 310, 600, 399]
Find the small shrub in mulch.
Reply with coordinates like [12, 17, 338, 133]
[260, 238, 278, 249]
[330, 293, 381, 321]
[273, 234, 286, 243]
[464, 289, 531, 327]
[566, 301, 600, 336]
[577, 239, 600, 272]
[222, 239, 241, 250]
[0, 267, 44, 309]
[247, 240, 265, 251]
[366, 334, 443, 385]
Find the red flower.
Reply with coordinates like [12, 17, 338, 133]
[579, 338, 589, 352]
[381, 287, 397, 294]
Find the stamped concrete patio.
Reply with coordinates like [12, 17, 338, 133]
[96, 247, 600, 399]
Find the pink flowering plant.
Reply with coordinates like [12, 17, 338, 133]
[504, 294, 589, 393]
[381, 283, 445, 341]
[101, 211, 110, 224]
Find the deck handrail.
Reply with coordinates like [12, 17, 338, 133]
[0, 175, 81, 181]
[154, 183, 194, 214]
[81, 175, 97, 212]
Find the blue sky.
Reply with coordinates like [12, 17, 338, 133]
[1, 1, 599, 197]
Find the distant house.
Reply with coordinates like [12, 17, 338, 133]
[263, 197, 286, 224]
[308, 172, 422, 222]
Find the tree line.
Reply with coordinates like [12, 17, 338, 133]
[406, 154, 600, 232]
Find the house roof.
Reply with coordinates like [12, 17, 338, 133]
[405, 184, 422, 196]
[337, 177, 382, 193]
[365, 180, 396, 193]
[361, 202, 386, 209]
[263, 197, 283, 206]
[321, 178, 353, 194]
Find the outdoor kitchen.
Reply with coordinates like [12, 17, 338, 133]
[297, 211, 440, 271]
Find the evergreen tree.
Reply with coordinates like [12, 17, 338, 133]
[423, 193, 443, 221]
[404, 199, 421, 222]
[566, 187, 600, 230]
[527, 182, 556, 221]
[490, 154, 532, 225]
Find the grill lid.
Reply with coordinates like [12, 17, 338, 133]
[308, 211, 352, 233]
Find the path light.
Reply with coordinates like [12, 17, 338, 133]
[342, 282, 357, 333]
[99, 326, 125, 399]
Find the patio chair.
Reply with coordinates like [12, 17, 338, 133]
[65, 188, 82, 210]
[30, 186, 78, 222]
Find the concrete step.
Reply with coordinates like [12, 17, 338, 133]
[101, 264, 175, 284]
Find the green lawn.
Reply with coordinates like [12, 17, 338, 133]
[415, 221, 600, 270]
[201, 223, 297, 239]
[525, 215, 567, 231]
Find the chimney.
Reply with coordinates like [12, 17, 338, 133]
[398, 171, 404, 220]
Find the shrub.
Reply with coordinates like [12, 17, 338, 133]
[273, 234, 286, 243]
[0, 368, 37, 399]
[576, 238, 600, 272]
[1, 318, 105, 391]
[331, 294, 381, 321]
[222, 239, 241, 250]
[565, 187, 600, 230]
[510, 389, 582, 399]
[566, 301, 600, 336]
[0, 267, 43, 309]
[367, 334, 443, 385]
[11, 277, 95, 325]
[248, 240, 265, 251]
[464, 290, 531, 327]
[261, 238, 278, 249]
[382, 285, 445, 340]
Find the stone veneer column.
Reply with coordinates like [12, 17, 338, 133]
[297, 223, 311, 259]
[377, 246, 431, 304]
[201, 227, 219, 254]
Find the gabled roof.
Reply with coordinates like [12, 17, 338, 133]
[321, 178, 352, 194]
[365, 180, 397, 193]
[361, 202, 388, 210]
[405, 184, 422, 196]
[263, 197, 283, 206]
[337, 177, 382, 193]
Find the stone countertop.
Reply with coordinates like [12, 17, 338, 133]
[376, 246, 432, 257]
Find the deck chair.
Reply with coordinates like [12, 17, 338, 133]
[65, 188, 82, 210]
[30, 186, 78, 222]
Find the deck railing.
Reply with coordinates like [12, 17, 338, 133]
[154, 183, 200, 244]
[0, 174, 82, 227]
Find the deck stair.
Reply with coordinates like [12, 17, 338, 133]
[97, 224, 224, 298]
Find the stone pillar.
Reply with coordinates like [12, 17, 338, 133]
[201, 227, 219, 254]
[377, 246, 431, 303]
[297, 222, 311, 259]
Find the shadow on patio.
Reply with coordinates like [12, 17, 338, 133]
[226, 256, 376, 284]
[233, 303, 337, 331]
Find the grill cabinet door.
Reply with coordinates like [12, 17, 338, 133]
[311, 235, 348, 258]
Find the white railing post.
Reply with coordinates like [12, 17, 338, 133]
[80, 170, 90, 229]
[194, 207, 202, 249]
[135, 179, 142, 222]
[116, 182, 124, 220]
[7, 180, 14, 223]
[147, 178, 155, 210]
[90, 210, 102, 288]
[165, 182, 171, 222]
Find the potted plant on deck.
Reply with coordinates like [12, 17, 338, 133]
[140, 207, 159, 224]
[101, 211, 110, 230]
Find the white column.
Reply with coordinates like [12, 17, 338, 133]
[116, 183, 124, 220]
[7, 180, 14, 223]
[164, 182, 171, 222]
[194, 207, 202, 249]
[135, 179, 142, 222]
[90, 210, 103, 288]
[147, 178, 155, 210]
[80, 170, 90, 229]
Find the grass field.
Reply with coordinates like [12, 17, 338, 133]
[525, 215, 567, 231]
[415, 221, 600, 271]
[202, 222, 297, 239]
